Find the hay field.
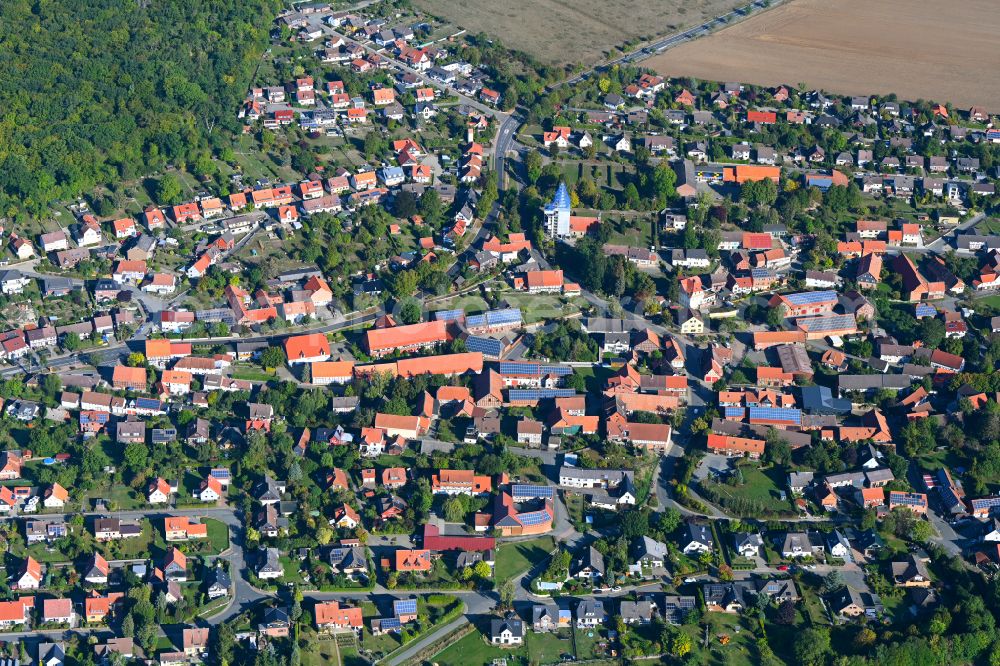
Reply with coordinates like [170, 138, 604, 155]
[413, 0, 747, 66]
[646, 0, 1000, 110]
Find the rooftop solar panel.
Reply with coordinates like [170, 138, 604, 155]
[379, 617, 401, 629]
[797, 314, 856, 332]
[465, 336, 503, 357]
[723, 407, 746, 418]
[748, 406, 802, 424]
[497, 361, 572, 376]
[784, 290, 837, 305]
[487, 308, 522, 325]
[433, 309, 464, 322]
[508, 389, 577, 401]
[518, 510, 551, 526]
[511, 484, 555, 499]
[393, 599, 417, 615]
[750, 268, 771, 279]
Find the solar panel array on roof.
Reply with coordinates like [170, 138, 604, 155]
[797, 314, 856, 332]
[508, 389, 577, 401]
[468, 308, 522, 329]
[378, 617, 401, 630]
[433, 309, 464, 322]
[723, 407, 746, 418]
[783, 290, 837, 305]
[485, 308, 522, 325]
[393, 599, 417, 615]
[971, 497, 1000, 510]
[750, 268, 771, 279]
[511, 484, 555, 500]
[890, 492, 926, 506]
[939, 487, 963, 510]
[748, 406, 802, 425]
[497, 361, 573, 376]
[915, 304, 937, 317]
[465, 336, 503, 358]
[518, 510, 551, 526]
[136, 398, 163, 409]
[210, 469, 231, 480]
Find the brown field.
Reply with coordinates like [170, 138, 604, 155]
[647, 0, 1000, 110]
[413, 0, 746, 66]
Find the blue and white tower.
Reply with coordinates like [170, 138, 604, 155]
[543, 181, 571, 237]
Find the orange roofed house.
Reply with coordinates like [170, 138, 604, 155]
[524, 269, 564, 294]
[373, 413, 429, 439]
[363, 320, 450, 358]
[706, 434, 765, 459]
[395, 549, 432, 572]
[431, 469, 492, 496]
[314, 601, 363, 632]
[284, 333, 331, 364]
[112, 365, 147, 391]
[723, 165, 780, 184]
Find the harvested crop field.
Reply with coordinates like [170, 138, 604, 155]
[647, 0, 1000, 110]
[413, 0, 746, 66]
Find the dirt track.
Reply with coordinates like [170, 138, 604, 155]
[647, 0, 1000, 110]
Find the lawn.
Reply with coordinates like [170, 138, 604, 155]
[498, 291, 586, 324]
[573, 626, 613, 661]
[431, 629, 528, 666]
[302, 639, 342, 666]
[700, 463, 793, 516]
[978, 294, 1000, 309]
[278, 556, 304, 584]
[527, 629, 574, 663]
[204, 518, 230, 554]
[678, 613, 758, 666]
[494, 536, 556, 581]
[564, 492, 584, 526]
[798, 581, 831, 626]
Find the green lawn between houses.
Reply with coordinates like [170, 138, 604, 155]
[701, 463, 793, 516]
[494, 535, 556, 581]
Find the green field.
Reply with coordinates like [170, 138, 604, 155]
[558, 161, 632, 191]
[497, 291, 587, 324]
[204, 518, 231, 554]
[701, 463, 793, 516]
[494, 536, 556, 581]
[527, 630, 574, 663]
[302, 639, 343, 666]
[432, 629, 528, 666]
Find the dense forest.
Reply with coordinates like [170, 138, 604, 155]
[0, 0, 281, 218]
